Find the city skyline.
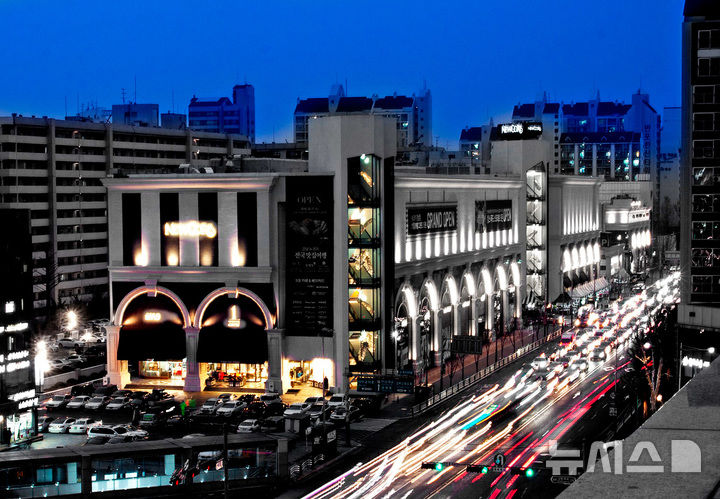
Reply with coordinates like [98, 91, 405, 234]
[0, 0, 682, 145]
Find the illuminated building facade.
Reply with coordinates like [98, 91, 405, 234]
[0, 209, 38, 448]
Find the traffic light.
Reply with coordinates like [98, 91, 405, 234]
[435, 462, 445, 471]
[466, 465, 489, 473]
[525, 468, 535, 478]
[509, 466, 537, 477]
[421, 462, 445, 471]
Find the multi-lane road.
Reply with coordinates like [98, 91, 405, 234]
[303, 273, 679, 499]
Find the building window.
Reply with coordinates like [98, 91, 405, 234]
[694, 113, 716, 132]
[692, 275, 712, 294]
[694, 167, 718, 185]
[694, 86, 715, 104]
[693, 194, 719, 213]
[692, 248, 720, 267]
[698, 58, 720, 77]
[693, 140, 715, 159]
[692, 221, 720, 240]
[698, 29, 720, 49]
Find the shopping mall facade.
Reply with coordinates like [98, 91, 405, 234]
[103, 115, 647, 394]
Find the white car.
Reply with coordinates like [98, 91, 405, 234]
[58, 338, 85, 349]
[283, 403, 309, 417]
[260, 392, 282, 405]
[105, 397, 131, 411]
[112, 424, 148, 439]
[199, 398, 224, 414]
[216, 401, 245, 417]
[69, 418, 102, 434]
[48, 417, 77, 433]
[67, 396, 91, 409]
[530, 356, 548, 370]
[304, 396, 323, 406]
[48, 359, 71, 371]
[327, 393, 347, 408]
[237, 419, 260, 433]
[87, 426, 120, 439]
[65, 354, 87, 365]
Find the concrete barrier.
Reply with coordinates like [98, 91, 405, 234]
[41, 364, 106, 392]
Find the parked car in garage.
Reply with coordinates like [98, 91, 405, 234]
[260, 416, 285, 432]
[58, 338, 85, 349]
[216, 400, 246, 417]
[330, 405, 362, 423]
[37, 416, 55, 432]
[85, 396, 111, 411]
[236, 419, 260, 433]
[111, 424, 148, 439]
[105, 396, 131, 411]
[199, 398, 224, 415]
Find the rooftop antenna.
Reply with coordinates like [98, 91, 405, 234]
[172, 89, 175, 113]
[134, 75, 137, 103]
[64, 96, 68, 118]
[121, 88, 127, 104]
[76, 93, 79, 114]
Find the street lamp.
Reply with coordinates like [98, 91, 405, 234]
[678, 344, 717, 390]
[391, 324, 400, 374]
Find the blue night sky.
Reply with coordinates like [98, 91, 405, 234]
[0, 0, 682, 147]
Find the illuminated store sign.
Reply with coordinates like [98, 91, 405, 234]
[10, 389, 37, 409]
[407, 205, 457, 235]
[163, 221, 217, 238]
[496, 122, 543, 140]
[0, 350, 30, 374]
[226, 305, 241, 329]
[475, 200, 513, 232]
[144, 312, 162, 322]
[0, 322, 29, 333]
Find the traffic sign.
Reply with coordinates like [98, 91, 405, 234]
[494, 454, 506, 467]
[551, 475, 577, 484]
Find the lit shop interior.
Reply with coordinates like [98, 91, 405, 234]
[0, 324, 37, 448]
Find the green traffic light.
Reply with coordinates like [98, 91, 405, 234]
[481, 466, 489, 474]
[525, 468, 535, 478]
[435, 462, 444, 471]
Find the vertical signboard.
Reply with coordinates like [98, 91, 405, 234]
[475, 200, 513, 233]
[285, 176, 334, 335]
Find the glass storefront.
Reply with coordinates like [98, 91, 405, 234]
[204, 362, 268, 384]
[139, 360, 186, 379]
[5, 409, 35, 445]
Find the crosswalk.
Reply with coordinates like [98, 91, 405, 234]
[351, 417, 396, 432]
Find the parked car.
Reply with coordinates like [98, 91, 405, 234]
[237, 419, 260, 433]
[45, 394, 72, 410]
[83, 436, 110, 446]
[148, 389, 175, 408]
[85, 396, 111, 411]
[110, 390, 133, 398]
[238, 394, 258, 405]
[87, 426, 121, 439]
[58, 338, 85, 349]
[71, 383, 95, 397]
[327, 393, 347, 408]
[69, 418, 102, 434]
[112, 424, 148, 439]
[284, 403, 309, 418]
[330, 405, 362, 423]
[243, 401, 267, 419]
[48, 359, 71, 371]
[264, 402, 286, 417]
[260, 393, 282, 405]
[37, 415, 55, 432]
[260, 416, 285, 432]
[199, 398, 224, 415]
[67, 396, 91, 410]
[129, 391, 150, 408]
[108, 435, 135, 444]
[216, 400, 246, 417]
[105, 397, 131, 411]
[48, 417, 77, 433]
[138, 408, 172, 428]
[307, 403, 332, 421]
[217, 393, 236, 402]
[65, 354, 87, 365]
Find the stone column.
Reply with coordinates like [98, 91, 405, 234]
[266, 329, 283, 394]
[183, 327, 201, 392]
[105, 325, 130, 388]
[470, 296, 478, 336]
[592, 144, 598, 177]
[573, 144, 579, 175]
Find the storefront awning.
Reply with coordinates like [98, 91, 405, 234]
[197, 325, 268, 364]
[117, 324, 186, 361]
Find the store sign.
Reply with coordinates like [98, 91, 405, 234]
[163, 221, 217, 238]
[496, 122, 543, 140]
[357, 374, 414, 393]
[0, 350, 30, 374]
[10, 390, 38, 410]
[143, 312, 161, 322]
[285, 176, 334, 335]
[475, 200, 513, 233]
[0, 322, 29, 333]
[407, 205, 457, 235]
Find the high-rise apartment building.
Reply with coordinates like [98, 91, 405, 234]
[679, 0, 720, 332]
[188, 84, 255, 143]
[0, 115, 250, 317]
[294, 85, 432, 149]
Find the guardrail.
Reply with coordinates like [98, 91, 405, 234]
[40, 364, 106, 395]
[410, 329, 562, 417]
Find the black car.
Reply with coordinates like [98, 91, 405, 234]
[264, 402, 287, 417]
[238, 394, 257, 405]
[71, 383, 95, 397]
[148, 389, 175, 408]
[110, 390, 133, 398]
[259, 416, 285, 432]
[242, 401, 267, 419]
[92, 385, 119, 397]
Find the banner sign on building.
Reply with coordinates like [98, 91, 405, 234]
[475, 200, 513, 233]
[357, 374, 414, 393]
[495, 122, 543, 140]
[407, 205, 457, 236]
[285, 176, 334, 336]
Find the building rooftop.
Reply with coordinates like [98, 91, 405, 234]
[544, 103, 560, 114]
[685, 0, 720, 17]
[459, 127, 483, 141]
[562, 102, 590, 116]
[295, 97, 329, 114]
[189, 96, 232, 106]
[512, 103, 536, 118]
[374, 95, 414, 109]
[335, 96, 373, 113]
[597, 101, 632, 116]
